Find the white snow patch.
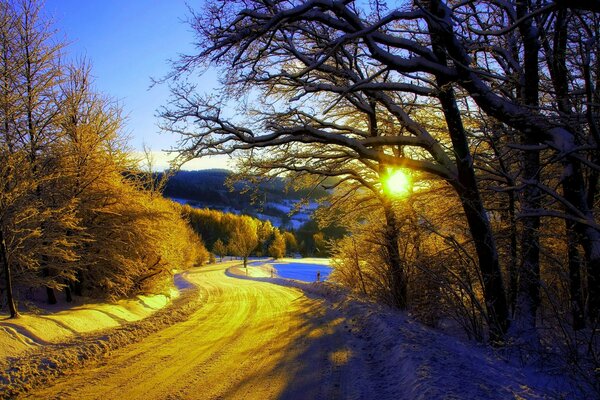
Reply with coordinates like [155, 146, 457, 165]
[0, 282, 179, 361]
[228, 265, 581, 399]
[265, 201, 293, 213]
[0, 270, 205, 398]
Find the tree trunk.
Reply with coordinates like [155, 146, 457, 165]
[508, 192, 519, 314]
[45, 285, 57, 304]
[455, 180, 509, 342]
[243, 256, 248, 268]
[440, 85, 509, 341]
[426, 6, 509, 340]
[352, 237, 368, 296]
[545, 8, 596, 326]
[566, 220, 585, 330]
[511, 0, 542, 338]
[43, 266, 57, 305]
[562, 160, 600, 323]
[65, 282, 73, 303]
[382, 201, 407, 309]
[584, 238, 600, 323]
[73, 270, 83, 297]
[443, 96, 509, 341]
[512, 139, 541, 335]
[0, 229, 19, 318]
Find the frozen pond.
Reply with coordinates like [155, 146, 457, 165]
[271, 260, 332, 282]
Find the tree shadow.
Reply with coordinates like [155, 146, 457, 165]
[216, 268, 374, 399]
[85, 309, 130, 324]
[37, 316, 80, 335]
[0, 322, 52, 345]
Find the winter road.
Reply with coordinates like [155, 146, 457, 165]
[24, 263, 372, 399]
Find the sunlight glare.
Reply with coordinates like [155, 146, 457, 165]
[384, 170, 411, 197]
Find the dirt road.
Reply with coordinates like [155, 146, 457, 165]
[24, 263, 372, 400]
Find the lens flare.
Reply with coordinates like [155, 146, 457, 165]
[384, 170, 410, 197]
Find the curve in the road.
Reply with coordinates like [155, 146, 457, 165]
[24, 263, 373, 400]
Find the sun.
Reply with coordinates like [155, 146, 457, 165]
[384, 169, 411, 197]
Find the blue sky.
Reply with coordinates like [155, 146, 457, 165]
[44, 0, 228, 169]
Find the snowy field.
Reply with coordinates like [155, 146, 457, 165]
[268, 258, 332, 282]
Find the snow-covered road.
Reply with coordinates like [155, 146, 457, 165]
[14, 262, 574, 399]
[22, 263, 373, 399]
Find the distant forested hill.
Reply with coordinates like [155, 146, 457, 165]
[163, 169, 251, 210]
[161, 170, 328, 230]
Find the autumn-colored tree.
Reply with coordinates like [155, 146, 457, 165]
[212, 239, 227, 262]
[56, 75, 208, 298]
[268, 229, 286, 260]
[0, 0, 209, 312]
[282, 231, 297, 256]
[228, 216, 259, 268]
[256, 219, 274, 256]
[0, 0, 81, 312]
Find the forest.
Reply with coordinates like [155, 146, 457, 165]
[163, 169, 329, 208]
[0, 0, 209, 317]
[163, 169, 326, 230]
[158, 0, 600, 390]
[165, 169, 345, 257]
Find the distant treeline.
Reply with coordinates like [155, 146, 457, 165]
[162, 169, 328, 211]
[164, 170, 346, 256]
[181, 206, 345, 261]
[0, 1, 208, 317]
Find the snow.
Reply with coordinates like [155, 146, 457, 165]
[229, 262, 582, 399]
[269, 258, 332, 282]
[255, 201, 316, 229]
[0, 285, 179, 361]
[0, 268, 213, 398]
[265, 201, 293, 213]
[266, 200, 318, 215]
[1, 259, 587, 399]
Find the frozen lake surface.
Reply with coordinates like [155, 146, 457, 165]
[271, 261, 332, 282]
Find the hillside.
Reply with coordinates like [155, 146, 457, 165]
[162, 170, 325, 229]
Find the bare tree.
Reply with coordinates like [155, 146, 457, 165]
[161, 0, 513, 339]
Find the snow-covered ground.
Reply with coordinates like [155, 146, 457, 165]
[0, 264, 227, 398]
[234, 262, 585, 399]
[267, 258, 332, 282]
[1, 259, 588, 399]
[0, 287, 179, 362]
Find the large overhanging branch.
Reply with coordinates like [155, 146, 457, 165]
[166, 100, 455, 180]
[234, 0, 595, 159]
[205, 1, 455, 78]
[256, 35, 458, 174]
[169, 0, 598, 193]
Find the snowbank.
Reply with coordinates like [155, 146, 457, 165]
[228, 266, 582, 399]
[0, 271, 206, 398]
[0, 288, 179, 361]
